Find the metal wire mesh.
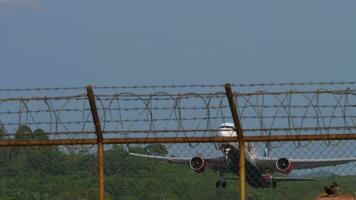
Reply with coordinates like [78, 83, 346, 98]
[0, 82, 355, 200]
[0, 142, 98, 199]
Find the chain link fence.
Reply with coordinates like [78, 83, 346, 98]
[0, 82, 355, 200]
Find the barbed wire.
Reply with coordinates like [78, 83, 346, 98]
[1, 83, 356, 199]
[0, 94, 87, 102]
[3, 103, 356, 116]
[0, 84, 356, 148]
[0, 86, 86, 92]
[3, 115, 356, 127]
[2, 81, 356, 92]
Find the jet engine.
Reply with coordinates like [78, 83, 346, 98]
[276, 158, 293, 174]
[189, 157, 207, 173]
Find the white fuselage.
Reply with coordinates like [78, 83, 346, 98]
[217, 123, 258, 165]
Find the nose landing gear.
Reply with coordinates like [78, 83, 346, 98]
[222, 145, 232, 161]
[216, 169, 227, 188]
[216, 144, 238, 189]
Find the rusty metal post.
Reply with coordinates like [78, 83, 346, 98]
[87, 85, 105, 200]
[225, 83, 246, 200]
[0, 133, 356, 147]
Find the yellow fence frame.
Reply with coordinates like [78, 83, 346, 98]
[0, 84, 356, 200]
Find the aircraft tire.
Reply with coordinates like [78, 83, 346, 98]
[216, 181, 221, 188]
[272, 182, 277, 189]
[221, 181, 227, 188]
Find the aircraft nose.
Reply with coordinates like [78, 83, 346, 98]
[217, 130, 224, 137]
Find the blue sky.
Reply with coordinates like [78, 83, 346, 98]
[0, 0, 355, 88]
[0, 1, 355, 175]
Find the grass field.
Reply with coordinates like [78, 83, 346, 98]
[0, 142, 355, 200]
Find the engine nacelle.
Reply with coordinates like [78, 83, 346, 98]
[276, 158, 293, 174]
[189, 157, 207, 173]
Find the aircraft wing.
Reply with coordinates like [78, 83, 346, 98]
[129, 153, 190, 164]
[254, 156, 356, 171]
[218, 176, 313, 182]
[129, 153, 227, 168]
[272, 177, 314, 182]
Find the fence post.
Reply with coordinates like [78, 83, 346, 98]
[224, 83, 246, 200]
[87, 85, 105, 200]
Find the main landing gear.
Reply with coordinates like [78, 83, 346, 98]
[216, 180, 227, 188]
[272, 181, 277, 189]
[216, 170, 227, 188]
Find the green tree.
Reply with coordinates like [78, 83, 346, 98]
[128, 144, 168, 156]
[144, 144, 168, 156]
[0, 123, 10, 165]
[15, 125, 32, 140]
[32, 128, 49, 141]
[0, 123, 6, 140]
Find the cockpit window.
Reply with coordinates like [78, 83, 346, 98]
[220, 126, 234, 129]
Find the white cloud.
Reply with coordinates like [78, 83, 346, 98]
[0, 0, 45, 10]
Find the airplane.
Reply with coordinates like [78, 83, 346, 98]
[129, 122, 356, 188]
